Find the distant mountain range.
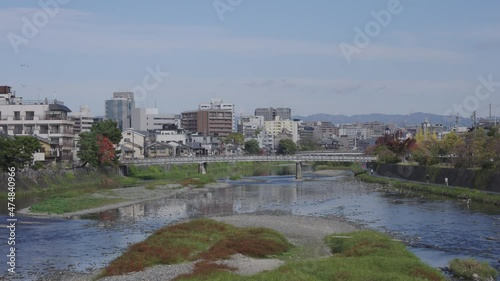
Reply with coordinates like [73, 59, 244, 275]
[292, 112, 473, 127]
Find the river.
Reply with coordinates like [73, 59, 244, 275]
[1, 168, 499, 280]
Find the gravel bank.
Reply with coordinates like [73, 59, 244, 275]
[211, 214, 358, 259]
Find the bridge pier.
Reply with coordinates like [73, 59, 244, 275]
[198, 162, 207, 175]
[117, 165, 129, 176]
[295, 161, 302, 179]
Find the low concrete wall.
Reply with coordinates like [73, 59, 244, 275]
[375, 163, 500, 193]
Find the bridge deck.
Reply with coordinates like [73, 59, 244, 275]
[122, 155, 377, 166]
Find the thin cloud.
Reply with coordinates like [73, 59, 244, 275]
[0, 7, 466, 62]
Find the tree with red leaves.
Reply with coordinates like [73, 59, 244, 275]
[77, 120, 122, 167]
[97, 135, 115, 165]
[375, 134, 416, 162]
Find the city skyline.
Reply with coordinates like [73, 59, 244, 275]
[1, 1, 500, 118]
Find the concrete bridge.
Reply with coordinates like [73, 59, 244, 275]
[120, 154, 377, 179]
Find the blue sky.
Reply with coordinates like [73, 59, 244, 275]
[1, 0, 500, 119]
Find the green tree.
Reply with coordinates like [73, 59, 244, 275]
[0, 135, 41, 171]
[78, 132, 99, 167]
[91, 120, 122, 143]
[223, 133, 244, 146]
[411, 144, 437, 166]
[374, 145, 399, 164]
[244, 139, 260, 155]
[277, 139, 297, 155]
[297, 139, 322, 151]
[77, 120, 122, 167]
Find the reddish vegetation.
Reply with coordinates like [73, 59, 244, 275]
[199, 230, 290, 261]
[174, 261, 237, 281]
[179, 178, 202, 186]
[100, 177, 115, 187]
[97, 135, 115, 165]
[410, 268, 443, 281]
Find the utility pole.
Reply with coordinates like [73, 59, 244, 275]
[489, 103, 492, 123]
[471, 111, 477, 137]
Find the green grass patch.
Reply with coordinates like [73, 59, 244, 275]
[29, 193, 123, 214]
[102, 219, 292, 277]
[449, 258, 498, 280]
[126, 162, 280, 186]
[229, 175, 242, 180]
[312, 161, 352, 171]
[174, 230, 445, 281]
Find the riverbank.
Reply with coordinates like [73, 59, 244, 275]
[18, 162, 280, 215]
[313, 163, 500, 206]
[0, 167, 139, 197]
[21, 168, 344, 217]
[336, 163, 500, 205]
[19, 182, 233, 218]
[376, 163, 500, 193]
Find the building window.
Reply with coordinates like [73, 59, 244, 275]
[26, 111, 34, 120]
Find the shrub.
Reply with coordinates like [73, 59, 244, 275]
[449, 258, 497, 280]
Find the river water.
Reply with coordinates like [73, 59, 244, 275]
[1, 169, 499, 280]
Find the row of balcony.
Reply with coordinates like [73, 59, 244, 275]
[0, 114, 70, 121]
[12, 129, 74, 135]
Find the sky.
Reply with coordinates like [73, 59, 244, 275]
[1, 0, 500, 119]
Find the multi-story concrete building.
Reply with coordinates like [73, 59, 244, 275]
[105, 92, 135, 131]
[181, 109, 233, 137]
[131, 107, 180, 131]
[339, 124, 370, 140]
[0, 87, 75, 160]
[299, 126, 315, 142]
[155, 124, 187, 144]
[255, 107, 291, 121]
[238, 115, 265, 138]
[264, 116, 299, 143]
[199, 99, 235, 132]
[70, 106, 94, 135]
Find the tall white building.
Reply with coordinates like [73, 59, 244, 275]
[131, 107, 180, 131]
[0, 87, 75, 161]
[199, 99, 235, 132]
